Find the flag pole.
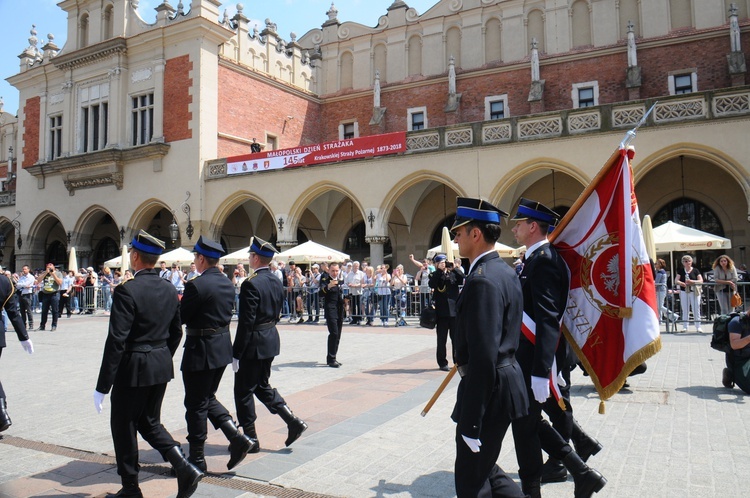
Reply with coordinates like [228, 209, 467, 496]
[550, 102, 657, 244]
[421, 365, 457, 417]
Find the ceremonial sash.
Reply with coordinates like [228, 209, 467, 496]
[521, 311, 566, 410]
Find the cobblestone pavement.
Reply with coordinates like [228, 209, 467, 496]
[0, 312, 747, 497]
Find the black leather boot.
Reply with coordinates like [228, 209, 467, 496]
[541, 457, 567, 483]
[165, 446, 204, 498]
[571, 420, 602, 462]
[0, 398, 11, 433]
[278, 405, 308, 447]
[188, 441, 207, 473]
[105, 475, 143, 498]
[219, 419, 257, 470]
[562, 451, 607, 498]
[244, 423, 260, 453]
[521, 479, 542, 498]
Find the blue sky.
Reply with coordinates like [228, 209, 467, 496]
[0, 0, 437, 116]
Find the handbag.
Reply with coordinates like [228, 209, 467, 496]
[731, 292, 742, 308]
[420, 304, 437, 329]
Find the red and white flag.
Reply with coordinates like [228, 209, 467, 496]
[551, 147, 661, 407]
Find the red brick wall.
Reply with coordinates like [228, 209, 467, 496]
[318, 31, 744, 141]
[164, 55, 193, 142]
[21, 96, 40, 168]
[217, 64, 322, 157]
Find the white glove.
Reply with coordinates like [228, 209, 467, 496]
[531, 375, 550, 403]
[20, 339, 34, 354]
[556, 371, 567, 388]
[461, 435, 482, 453]
[232, 358, 240, 373]
[93, 390, 106, 414]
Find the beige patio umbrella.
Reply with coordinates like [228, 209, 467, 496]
[68, 247, 78, 272]
[120, 244, 129, 272]
[440, 226, 453, 256]
[642, 215, 656, 262]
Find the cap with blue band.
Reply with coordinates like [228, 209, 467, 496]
[510, 198, 561, 227]
[193, 235, 225, 259]
[451, 197, 509, 231]
[249, 236, 278, 258]
[130, 230, 166, 255]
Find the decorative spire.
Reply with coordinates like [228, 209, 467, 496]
[530, 38, 540, 82]
[374, 70, 381, 108]
[729, 2, 741, 53]
[448, 56, 456, 95]
[627, 21, 638, 68]
[28, 25, 39, 51]
[0, 97, 4, 114]
[327, 2, 338, 21]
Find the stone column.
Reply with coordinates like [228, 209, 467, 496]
[366, 236, 389, 267]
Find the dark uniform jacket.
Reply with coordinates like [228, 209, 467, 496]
[451, 251, 527, 438]
[319, 273, 345, 318]
[516, 242, 569, 380]
[0, 275, 28, 348]
[233, 267, 282, 361]
[180, 267, 234, 372]
[95, 268, 182, 393]
[428, 268, 464, 317]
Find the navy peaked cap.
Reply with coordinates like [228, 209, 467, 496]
[249, 236, 278, 257]
[130, 230, 166, 255]
[451, 197, 509, 231]
[194, 236, 225, 258]
[510, 198, 560, 226]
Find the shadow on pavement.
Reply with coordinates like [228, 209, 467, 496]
[674, 385, 749, 403]
[370, 470, 455, 497]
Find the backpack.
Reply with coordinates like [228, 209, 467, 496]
[712, 312, 740, 353]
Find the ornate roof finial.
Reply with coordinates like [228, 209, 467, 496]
[28, 25, 39, 49]
[237, 2, 244, 14]
[0, 97, 4, 114]
[290, 32, 297, 43]
[327, 2, 338, 21]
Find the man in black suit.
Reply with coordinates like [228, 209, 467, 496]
[181, 236, 256, 472]
[319, 262, 345, 367]
[450, 197, 528, 498]
[510, 198, 606, 498]
[428, 253, 464, 371]
[94, 230, 203, 498]
[233, 237, 307, 450]
[0, 270, 34, 433]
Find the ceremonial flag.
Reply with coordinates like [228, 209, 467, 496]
[550, 147, 661, 407]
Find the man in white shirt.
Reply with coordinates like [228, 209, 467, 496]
[16, 265, 35, 330]
[345, 261, 364, 325]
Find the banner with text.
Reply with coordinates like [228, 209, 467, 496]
[226, 132, 407, 175]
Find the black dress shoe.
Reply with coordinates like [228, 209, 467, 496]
[327, 360, 341, 368]
[541, 457, 568, 483]
[439, 365, 450, 371]
[722, 368, 735, 389]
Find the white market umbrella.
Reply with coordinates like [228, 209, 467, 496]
[426, 241, 519, 259]
[103, 253, 122, 268]
[642, 215, 656, 262]
[221, 246, 251, 266]
[440, 227, 452, 257]
[653, 220, 731, 281]
[68, 246, 78, 272]
[275, 240, 350, 265]
[159, 247, 196, 266]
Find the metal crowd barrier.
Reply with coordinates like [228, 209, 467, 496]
[658, 281, 747, 332]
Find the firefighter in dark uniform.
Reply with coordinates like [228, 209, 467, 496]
[232, 237, 307, 450]
[319, 262, 345, 367]
[509, 198, 606, 498]
[0, 270, 34, 433]
[180, 236, 256, 472]
[428, 253, 464, 371]
[450, 197, 528, 498]
[94, 230, 203, 498]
